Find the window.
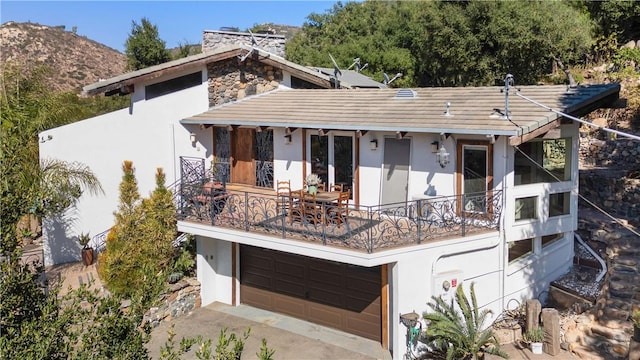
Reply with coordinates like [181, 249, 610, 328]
[515, 196, 537, 221]
[514, 138, 571, 185]
[549, 192, 570, 217]
[509, 238, 533, 262]
[542, 233, 563, 248]
[145, 71, 201, 100]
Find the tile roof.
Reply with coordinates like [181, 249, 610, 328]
[182, 83, 620, 138]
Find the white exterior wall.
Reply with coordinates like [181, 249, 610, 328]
[196, 236, 234, 306]
[40, 68, 210, 265]
[500, 123, 579, 303]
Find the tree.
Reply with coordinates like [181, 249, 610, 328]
[125, 17, 171, 70]
[421, 283, 507, 360]
[98, 163, 176, 309]
[0, 65, 108, 253]
[286, 1, 595, 86]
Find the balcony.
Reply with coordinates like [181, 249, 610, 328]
[177, 187, 502, 255]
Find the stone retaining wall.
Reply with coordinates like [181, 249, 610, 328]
[580, 136, 640, 168]
[144, 277, 201, 328]
[580, 170, 640, 225]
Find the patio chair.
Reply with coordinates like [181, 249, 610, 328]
[276, 179, 291, 216]
[329, 183, 343, 192]
[301, 191, 322, 225]
[288, 190, 304, 224]
[327, 190, 350, 226]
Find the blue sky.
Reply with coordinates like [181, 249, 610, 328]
[1, 1, 340, 52]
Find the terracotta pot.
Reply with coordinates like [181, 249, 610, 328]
[81, 247, 94, 266]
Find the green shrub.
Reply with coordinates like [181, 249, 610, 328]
[524, 327, 545, 343]
[422, 282, 508, 360]
[98, 163, 176, 309]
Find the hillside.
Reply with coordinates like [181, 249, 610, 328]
[1, 21, 126, 93]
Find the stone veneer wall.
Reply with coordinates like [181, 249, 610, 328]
[144, 277, 201, 328]
[202, 30, 286, 57]
[207, 58, 282, 107]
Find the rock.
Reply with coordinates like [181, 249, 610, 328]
[622, 40, 636, 49]
[565, 329, 583, 343]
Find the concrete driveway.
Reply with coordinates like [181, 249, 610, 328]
[146, 302, 392, 360]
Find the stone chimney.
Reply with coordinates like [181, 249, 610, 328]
[202, 29, 286, 58]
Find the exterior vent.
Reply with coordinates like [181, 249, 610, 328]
[394, 88, 417, 99]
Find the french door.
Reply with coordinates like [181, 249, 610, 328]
[309, 132, 354, 196]
[456, 141, 493, 214]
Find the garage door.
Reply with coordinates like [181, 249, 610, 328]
[240, 245, 382, 342]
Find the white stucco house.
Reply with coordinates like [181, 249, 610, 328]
[40, 31, 620, 358]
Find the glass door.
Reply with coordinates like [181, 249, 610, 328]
[309, 133, 354, 196]
[456, 141, 493, 214]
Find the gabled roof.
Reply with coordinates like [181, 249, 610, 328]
[82, 44, 354, 97]
[312, 67, 387, 88]
[182, 83, 620, 144]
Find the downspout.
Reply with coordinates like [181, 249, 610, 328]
[574, 233, 607, 283]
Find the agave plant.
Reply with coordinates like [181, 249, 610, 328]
[422, 282, 508, 360]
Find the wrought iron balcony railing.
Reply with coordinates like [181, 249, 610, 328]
[176, 181, 503, 254]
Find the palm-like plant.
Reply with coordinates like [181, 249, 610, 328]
[422, 282, 508, 360]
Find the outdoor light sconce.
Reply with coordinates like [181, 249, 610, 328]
[399, 311, 420, 328]
[369, 139, 378, 150]
[436, 139, 450, 168]
[190, 132, 197, 144]
[431, 140, 439, 153]
[284, 134, 292, 144]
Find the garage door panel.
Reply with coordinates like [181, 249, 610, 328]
[307, 304, 343, 329]
[273, 294, 306, 318]
[241, 287, 274, 308]
[242, 272, 273, 289]
[240, 245, 382, 342]
[308, 288, 343, 307]
[347, 316, 381, 339]
[274, 259, 305, 278]
[346, 295, 380, 312]
[346, 275, 379, 294]
[274, 278, 305, 298]
[308, 264, 344, 286]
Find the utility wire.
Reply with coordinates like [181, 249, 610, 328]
[513, 146, 640, 237]
[515, 91, 640, 142]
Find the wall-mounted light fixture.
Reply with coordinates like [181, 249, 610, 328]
[369, 139, 378, 150]
[431, 140, 439, 153]
[436, 134, 450, 168]
[190, 132, 197, 143]
[284, 134, 292, 144]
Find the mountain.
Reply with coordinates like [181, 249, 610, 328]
[1, 21, 126, 93]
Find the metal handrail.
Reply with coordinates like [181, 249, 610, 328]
[178, 183, 503, 253]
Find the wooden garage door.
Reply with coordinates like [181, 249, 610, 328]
[240, 245, 382, 342]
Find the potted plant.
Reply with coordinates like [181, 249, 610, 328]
[78, 232, 94, 266]
[524, 327, 545, 354]
[305, 173, 321, 195]
[632, 308, 640, 342]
